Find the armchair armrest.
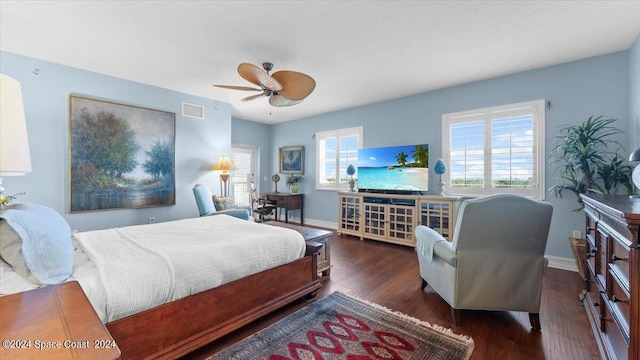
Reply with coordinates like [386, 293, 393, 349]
[415, 225, 457, 267]
[204, 209, 250, 220]
[433, 240, 456, 267]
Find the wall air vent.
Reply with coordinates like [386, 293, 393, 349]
[182, 102, 204, 119]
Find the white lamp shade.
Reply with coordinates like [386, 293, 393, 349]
[0, 74, 32, 176]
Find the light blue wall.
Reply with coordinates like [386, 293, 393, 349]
[231, 119, 272, 193]
[3, 47, 631, 260]
[1, 51, 232, 231]
[630, 34, 640, 151]
[259, 51, 630, 259]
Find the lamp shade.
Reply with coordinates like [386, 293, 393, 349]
[211, 155, 237, 172]
[630, 147, 640, 162]
[0, 74, 32, 176]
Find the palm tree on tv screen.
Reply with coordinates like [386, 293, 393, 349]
[411, 145, 429, 167]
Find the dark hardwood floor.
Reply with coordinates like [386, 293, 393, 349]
[184, 229, 601, 360]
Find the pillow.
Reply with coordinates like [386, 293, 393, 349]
[0, 257, 39, 295]
[0, 219, 35, 282]
[213, 196, 237, 211]
[0, 203, 73, 285]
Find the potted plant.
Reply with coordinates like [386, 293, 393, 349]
[286, 174, 303, 193]
[550, 115, 634, 205]
[550, 115, 634, 280]
[346, 164, 356, 192]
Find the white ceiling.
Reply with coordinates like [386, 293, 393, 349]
[1, 1, 639, 124]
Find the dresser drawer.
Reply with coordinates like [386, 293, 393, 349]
[608, 236, 630, 290]
[585, 270, 603, 321]
[597, 227, 610, 287]
[586, 233, 597, 276]
[601, 293, 630, 360]
[607, 269, 631, 340]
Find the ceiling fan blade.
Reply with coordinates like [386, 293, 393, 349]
[241, 93, 265, 102]
[238, 63, 282, 91]
[271, 71, 316, 101]
[214, 84, 262, 91]
[269, 94, 303, 107]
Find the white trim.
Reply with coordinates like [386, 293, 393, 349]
[546, 255, 578, 272]
[315, 126, 363, 191]
[303, 218, 338, 230]
[442, 99, 545, 200]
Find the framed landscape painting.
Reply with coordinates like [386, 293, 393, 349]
[69, 95, 176, 212]
[279, 146, 304, 174]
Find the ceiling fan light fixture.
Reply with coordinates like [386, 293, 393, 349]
[262, 62, 274, 73]
[215, 62, 314, 107]
[269, 94, 303, 107]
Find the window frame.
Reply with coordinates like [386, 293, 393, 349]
[441, 99, 545, 200]
[315, 126, 363, 191]
[231, 145, 257, 207]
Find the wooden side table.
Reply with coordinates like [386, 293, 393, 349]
[0, 281, 120, 359]
[264, 192, 304, 224]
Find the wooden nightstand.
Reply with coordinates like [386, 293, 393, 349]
[0, 281, 120, 359]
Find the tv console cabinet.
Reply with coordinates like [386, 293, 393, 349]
[580, 194, 639, 360]
[337, 192, 462, 247]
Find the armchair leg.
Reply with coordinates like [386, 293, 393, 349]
[529, 313, 541, 331]
[450, 308, 461, 326]
[421, 278, 427, 290]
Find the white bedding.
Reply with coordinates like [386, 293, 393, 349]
[70, 215, 305, 323]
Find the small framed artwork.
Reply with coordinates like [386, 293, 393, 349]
[279, 146, 304, 174]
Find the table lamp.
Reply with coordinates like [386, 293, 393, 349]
[0, 74, 32, 204]
[212, 155, 237, 197]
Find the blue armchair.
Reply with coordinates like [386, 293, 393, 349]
[415, 194, 553, 330]
[192, 184, 250, 220]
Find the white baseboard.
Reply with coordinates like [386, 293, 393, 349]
[546, 255, 578, 272]
[301, 218, 579, 273]
[303, 218, 338, 229]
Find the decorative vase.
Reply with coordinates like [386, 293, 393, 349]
[437, 179, 445, 196]
[349, 180, 355, 192]
[291, 183, 299, 193]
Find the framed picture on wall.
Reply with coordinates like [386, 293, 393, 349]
[69, 95, 176, 212]
[279, 146, 304, 174]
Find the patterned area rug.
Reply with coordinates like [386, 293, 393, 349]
[210, 292, 474, 360]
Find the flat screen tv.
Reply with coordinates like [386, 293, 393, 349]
[357, 144, 429, 194]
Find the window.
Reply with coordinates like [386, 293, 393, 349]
[442, 100, 545, 199]
[316, 126, 363, 191]
[231, 146, 256, 207]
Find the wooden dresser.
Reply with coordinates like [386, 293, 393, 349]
[581, 194, 639, 360]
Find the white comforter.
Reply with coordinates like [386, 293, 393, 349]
[72, 215, 305, 323]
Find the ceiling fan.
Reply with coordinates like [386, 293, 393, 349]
[214, 62, 316, 107]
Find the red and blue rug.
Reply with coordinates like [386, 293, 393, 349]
[210, 292, 474, 360]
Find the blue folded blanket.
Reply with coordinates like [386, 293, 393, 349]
[0, 203, 73, 284]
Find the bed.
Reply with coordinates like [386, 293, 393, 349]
[0, 203, 321, 359]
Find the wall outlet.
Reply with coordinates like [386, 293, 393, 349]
[572, 230, 582, 239]
[149, 217, 156, 224]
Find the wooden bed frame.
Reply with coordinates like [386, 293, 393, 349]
[106, 244, 322, 359]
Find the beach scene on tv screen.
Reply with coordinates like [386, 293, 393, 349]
[357, 144, 429, 191]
